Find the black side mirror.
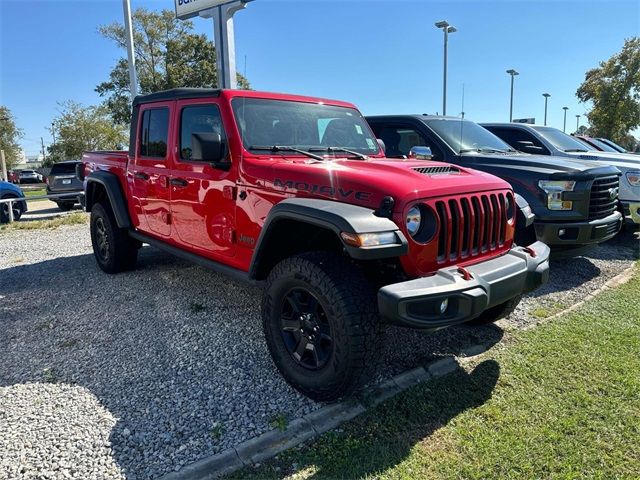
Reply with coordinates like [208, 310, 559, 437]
[516, 140, 544, 154]
[191, 132, 230, 170]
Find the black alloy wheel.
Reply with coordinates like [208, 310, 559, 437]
[280, 288, 333, 370]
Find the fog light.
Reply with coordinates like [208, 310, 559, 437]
[439, 298, 449, 314]
[558, 228, 566, 236]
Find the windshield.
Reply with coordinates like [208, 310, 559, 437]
[422, 118, 513, 153]
[532, 126, 592, 152]
[598, 138, 627, 152]
[585, 138, 619, 152]
[231, 98, 380, 156]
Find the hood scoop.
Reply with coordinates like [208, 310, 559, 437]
[413, 165, 460, 175]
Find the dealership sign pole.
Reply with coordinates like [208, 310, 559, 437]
[175, 0, 253, 89]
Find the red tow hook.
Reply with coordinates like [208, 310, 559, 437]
[523, 246, 537, 258]
[457, 266, 473, 281]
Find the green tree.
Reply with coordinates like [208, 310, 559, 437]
[96, 8, 250, 124]
[576, 37, 640, 143]
[0, 106, 24, 170]
[46, 101, 128, 165]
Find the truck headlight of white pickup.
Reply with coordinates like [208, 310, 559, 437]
[538, 180, 576, 210]
[626, 171, 640, 187]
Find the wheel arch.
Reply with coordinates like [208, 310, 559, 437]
[85, 171, 131, 229]
[249, 198, 407, 280]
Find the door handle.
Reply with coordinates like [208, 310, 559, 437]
[170, 178, 189, 187]
[134, 172, 149, 180]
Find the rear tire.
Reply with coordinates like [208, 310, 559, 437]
[468, 295, 522, 325]
[262, 252, 382, 401]
[90, 202, 138, 273]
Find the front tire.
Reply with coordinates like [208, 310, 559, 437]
[90, 202, 138, 273]
[468, 295, 522, 325]
[262, 252, 382, 401]
[0, 196, 22, 223]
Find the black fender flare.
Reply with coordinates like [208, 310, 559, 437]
[249, 198, 408, 279]
[85, 171, 132, 229]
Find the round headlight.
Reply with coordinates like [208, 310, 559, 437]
[406, 205, 422, 236]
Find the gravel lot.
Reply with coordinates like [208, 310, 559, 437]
[1, 220, 638, 479]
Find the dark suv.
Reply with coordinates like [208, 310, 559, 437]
[367, 115, 622, 252]
[47, 161, 83, 211]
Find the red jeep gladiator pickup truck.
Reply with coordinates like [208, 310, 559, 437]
[80, 88, 550, 400]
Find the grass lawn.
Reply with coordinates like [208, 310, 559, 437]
[0, 212, 87, 232]
[22, 187, 48, 201]
[231, 263, 640, 479]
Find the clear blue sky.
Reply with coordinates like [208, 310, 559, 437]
[1, 0, 638, 156]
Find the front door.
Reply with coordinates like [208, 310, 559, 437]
[169, 100, 236, 258]
[130, 103, 173, 237]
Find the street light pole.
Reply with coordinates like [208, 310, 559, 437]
[122, 0, 138, 98]
[562, 106, 569, 132]
[543, 93, 551, 126]
[506, 69, 519, 122]
[575, 114, 580, 133]
[51, 122, 56, 147]
[435, 20, 456, 116]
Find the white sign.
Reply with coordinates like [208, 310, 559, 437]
[175, 0, 231, 20]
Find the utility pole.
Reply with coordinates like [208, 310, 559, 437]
[506, 69, 519, 122]
[563, 106, 569, 132]
[40, 137, 46, 164]
[542, 93, 551, 126]
[435, 20, 456, 116]
[51, 122, 56, 147]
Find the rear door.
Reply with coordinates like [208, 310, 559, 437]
[169, 99, 236, 258]
[130, 103, 173, 237]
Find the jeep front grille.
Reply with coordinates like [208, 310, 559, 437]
[589, 175, 619, 220]
[432, 192, 511, 262]
[413, 165, 460, 175]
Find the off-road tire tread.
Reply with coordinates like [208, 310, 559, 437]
[90, 202, 138, 273]
[263, 251, 383, 401]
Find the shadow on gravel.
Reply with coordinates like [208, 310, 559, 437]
[0, 246, 509, 479]
[293, 360, 501, 480]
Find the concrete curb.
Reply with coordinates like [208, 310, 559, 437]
[159, 355, 462, 480]
[161, 264, 637, 480]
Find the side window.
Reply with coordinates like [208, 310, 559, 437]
[491, 128, 549, 155]
[372, 124, 443, 160]
[140, 108, 169, 158]
[180, 104, 226, 161]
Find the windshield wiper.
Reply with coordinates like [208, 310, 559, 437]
[308, 146, 368, 160]
[563, 148, 589, 153]
[249, 145, 325, 161]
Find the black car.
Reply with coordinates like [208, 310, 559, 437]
[366, 115, 622, 252]
[46, 161, 83, 211]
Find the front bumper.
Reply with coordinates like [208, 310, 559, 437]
[533, 211, 622, 245]
[378, 241, 550, 330]
[622, 201, 640, 224]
